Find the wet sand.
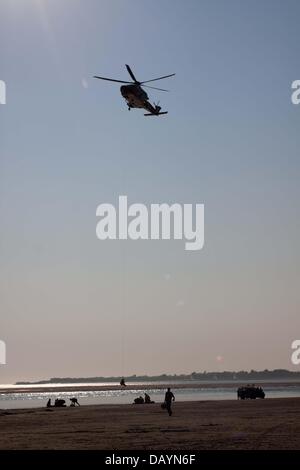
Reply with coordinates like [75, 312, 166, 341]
[0, 398, 300, 450]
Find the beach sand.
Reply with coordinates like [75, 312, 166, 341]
[1, 398, 300, 450]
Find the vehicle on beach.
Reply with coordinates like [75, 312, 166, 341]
[237, 385, 265, 400]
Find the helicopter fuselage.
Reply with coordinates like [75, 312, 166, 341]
[120, 84, 162, 115]
[120, 84, 148, 109]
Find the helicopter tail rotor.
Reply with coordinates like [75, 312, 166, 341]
[154, 101, 161, 113]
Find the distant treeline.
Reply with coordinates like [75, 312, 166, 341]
[16, 369, 300, 385]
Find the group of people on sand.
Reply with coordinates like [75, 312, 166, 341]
[122, 377, 175, 415]
[46, 386, 176, 416]
[46, 397, 80, 408]
[134, 388, 175, 416]
[133, 392, 155, 404]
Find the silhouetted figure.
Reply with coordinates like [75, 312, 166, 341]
[134, 396, 144, 404]
[164, 388, 175, 416]
[70, 397, 80, 407]
[120, 377, 126, 387]
[144, 393, 151, 404]
[46, 399, 51, 408]
[54, 398, 66, 407]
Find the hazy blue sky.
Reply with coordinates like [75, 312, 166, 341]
[1, 0, 300, 383]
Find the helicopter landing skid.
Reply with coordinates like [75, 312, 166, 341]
[144, 111, 168, 116]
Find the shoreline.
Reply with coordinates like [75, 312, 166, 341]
[1, 397, 300, 450]
[1, 380, 300, 395]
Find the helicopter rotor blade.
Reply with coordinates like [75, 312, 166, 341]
[142, 85, 169, 92]
[141, 73, 175, 84]
[93, 76, 133, 84]
[125, 64, 138, 83]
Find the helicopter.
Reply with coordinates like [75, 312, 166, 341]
[93, 64, 175, 116]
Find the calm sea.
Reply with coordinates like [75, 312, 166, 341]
[1, 381, 300, 409]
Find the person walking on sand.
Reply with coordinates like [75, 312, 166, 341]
[164, 388, 175, 416]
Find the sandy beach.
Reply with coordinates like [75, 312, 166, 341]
[1, 398, 299, 450]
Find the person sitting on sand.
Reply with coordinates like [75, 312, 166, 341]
[134, 396, 144, 404]
[144, 393, 151, 404]
[164, 388, 175, 416]
[54, 398, 66, 407]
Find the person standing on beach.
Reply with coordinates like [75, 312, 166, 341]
[164, 388, 175, 416]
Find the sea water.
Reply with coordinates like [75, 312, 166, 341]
[1, 382, 300, 409]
